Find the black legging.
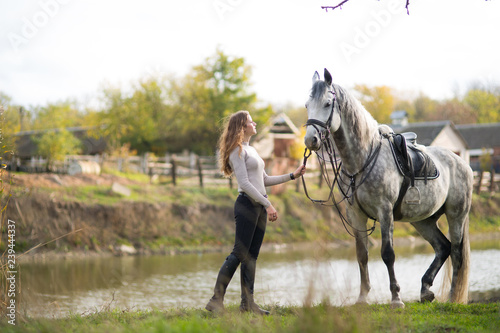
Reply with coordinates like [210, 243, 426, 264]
[231, 194, 267, 263]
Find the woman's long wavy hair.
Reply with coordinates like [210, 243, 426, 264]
[218, 110, 249, 177]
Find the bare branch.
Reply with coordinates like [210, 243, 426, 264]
[321, 0, 351, 12]
[321, 0, 412, 14]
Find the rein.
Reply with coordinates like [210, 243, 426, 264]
[302, 90, 379, 238]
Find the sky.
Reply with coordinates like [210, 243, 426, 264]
[1, 0, 499, 111]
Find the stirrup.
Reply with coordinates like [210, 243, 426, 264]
[405, 186, 421, 205]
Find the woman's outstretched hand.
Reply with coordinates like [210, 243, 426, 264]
[292, 165, 306, 179]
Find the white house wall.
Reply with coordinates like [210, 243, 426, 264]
[432, 126, 469, 163]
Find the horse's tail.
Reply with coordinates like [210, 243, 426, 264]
[452, 215, 470, 304]
[438, 215, 470, 304]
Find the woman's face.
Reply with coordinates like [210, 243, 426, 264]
[244, 114, 257, 136]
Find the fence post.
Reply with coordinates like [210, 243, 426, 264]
[142, 153, 149, 174]
[197, 156, 203, 189]
[476, 171, 484, 194]
[490, 169, 496, 194]
[229, 177, 233, 189]
[171, 155, 177, 186]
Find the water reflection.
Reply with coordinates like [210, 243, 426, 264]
[19, 238, 500, 318]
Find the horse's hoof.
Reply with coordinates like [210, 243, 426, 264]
[391, 300, 405, 309]
[420, 291, 435, 303]
[355, 296, 369, 305]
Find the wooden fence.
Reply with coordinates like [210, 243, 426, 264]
[474, 170, 499, 195]
[16, 153, 281, 189]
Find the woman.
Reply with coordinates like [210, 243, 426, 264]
[206, 110, 306, 315]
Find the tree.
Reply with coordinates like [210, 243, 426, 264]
[29, 101, 83, 169]
[96, 76, 172, 154]
[96, 49, 272, 155]
[168, 48, 273, 154]
[35, 129, 82, 170]
[0, 93, 26, 151]
[433, 99, 476, 124]
[353, 84, 395, 124]
[463, 89, 500, 123]
[412, 93, 438, 122]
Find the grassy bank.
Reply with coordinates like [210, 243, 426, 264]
[1, 302, 499, 332]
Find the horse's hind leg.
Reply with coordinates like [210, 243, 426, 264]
[411, 214, 451, 302]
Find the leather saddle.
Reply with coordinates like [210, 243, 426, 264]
[389, 132, 439, 183]
[384, 132, 440, 220]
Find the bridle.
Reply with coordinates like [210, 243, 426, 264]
[304, 90, 337, 141]
[302, 87, 378, 237]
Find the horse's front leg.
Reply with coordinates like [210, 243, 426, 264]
[355, 230, 371, 304]
[380, 213, 405, 308]
[347, 208, 371, 304]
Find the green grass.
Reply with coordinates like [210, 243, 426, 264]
[2, 302, 499, 332]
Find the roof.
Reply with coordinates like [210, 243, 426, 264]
[12, 126, 106, 158]
[252, 113, 301, 159]
[268, 113, 300, 135]
[254, 112, 300, 142]
[455, 123, 500, 149]
[397, 121, 452, 146]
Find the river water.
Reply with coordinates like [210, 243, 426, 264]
[18, 237, 500, 318]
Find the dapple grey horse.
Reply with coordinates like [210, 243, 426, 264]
[304, 68, 472, 308]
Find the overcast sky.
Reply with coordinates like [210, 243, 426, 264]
[1, 0, 499, 110]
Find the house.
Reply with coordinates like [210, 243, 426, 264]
[456, 123, 500, 172]
[393, 120, 470, 163]
[390, 110, 409, 128]
[253, 113, 302, 194]
[9, 127, 106, 171]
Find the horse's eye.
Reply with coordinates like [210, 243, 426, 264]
[325, 102, 331, 108]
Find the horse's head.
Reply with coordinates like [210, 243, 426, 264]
[304, 68, 341, 151]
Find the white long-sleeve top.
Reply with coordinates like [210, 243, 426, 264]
[229, 142, 291, 208]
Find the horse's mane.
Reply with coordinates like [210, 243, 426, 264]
[333, 83, 379, 146]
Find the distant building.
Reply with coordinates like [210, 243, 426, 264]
[10, 127, 106, 171]
[390, 110, 409, 129]
[388, 111, 500, 172]
[253, 113, 302, 194]
[395, 120, 469, 163]
[456, 123, 500, 172]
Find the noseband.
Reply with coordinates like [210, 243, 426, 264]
[304, 89, 338, 142]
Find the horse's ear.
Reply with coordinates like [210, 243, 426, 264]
[324, 68, 332, 86]
[312, 71, 320, 84]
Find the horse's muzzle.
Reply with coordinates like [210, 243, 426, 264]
[304, 133, 321, 151]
